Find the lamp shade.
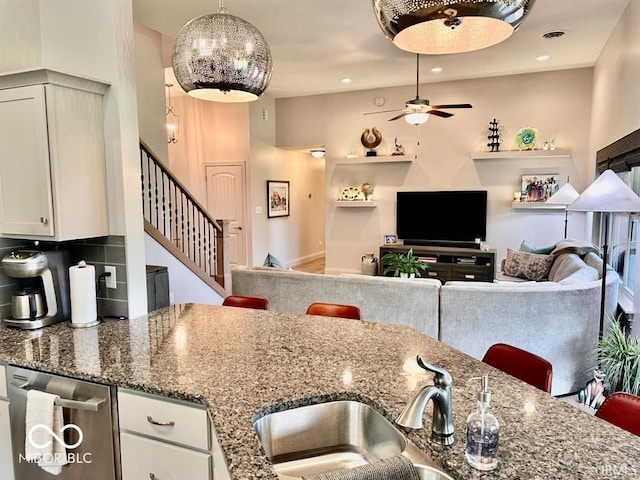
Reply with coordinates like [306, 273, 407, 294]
[568, 170, 640, 213]
[372, 0, 536, 55]
[171, 8, 272, 103]
[405, 112, 429, 125]
[546, 182, 579, 205]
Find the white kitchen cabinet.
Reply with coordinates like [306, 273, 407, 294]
[117, 388, 231, 480]
[0, 365, 14, 480]
[0, 69, 109, 241]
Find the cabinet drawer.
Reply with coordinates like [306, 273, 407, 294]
[118, 390, 210, 450]
[423, 264, 451, 282]
[120, 432, 211, 480]
[451, 266, 493, 282]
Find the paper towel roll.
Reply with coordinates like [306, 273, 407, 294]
[69, 261, 97, 326]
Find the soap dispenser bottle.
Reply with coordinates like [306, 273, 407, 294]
[465, 375, 499, 471]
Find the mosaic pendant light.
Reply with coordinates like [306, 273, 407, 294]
[373, 0, 536, 55]
[171, 0, 272, 102]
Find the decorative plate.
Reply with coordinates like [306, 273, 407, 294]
[342, 187, 360, 201]
[516, 127, 538, 151]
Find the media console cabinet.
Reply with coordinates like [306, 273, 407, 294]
[378, 245, 496, 283]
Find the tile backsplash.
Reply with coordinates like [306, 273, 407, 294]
[0, 235, 128, 322]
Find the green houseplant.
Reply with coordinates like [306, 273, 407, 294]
[380, 249, 428, 278]
[597, 317, 640, 396]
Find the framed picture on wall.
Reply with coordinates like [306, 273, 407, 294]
[267, 180, 290, 218]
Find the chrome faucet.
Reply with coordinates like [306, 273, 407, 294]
[395, 356, 454, 446]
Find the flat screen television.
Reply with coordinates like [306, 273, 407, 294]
[396, 190, 487, 247]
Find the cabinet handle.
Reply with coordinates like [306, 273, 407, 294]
[465, 274, 475, 279]
[146, 415, 175, 427]
[40, 217, 48, 225]
[428, 272, 438, 277]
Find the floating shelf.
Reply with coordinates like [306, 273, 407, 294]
[512, 201, 566, 210]
[334, 201, 377, 208]
[471, 149, 571, 161]
[335, 155, 413, 165]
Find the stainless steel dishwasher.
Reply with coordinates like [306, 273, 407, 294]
[7, 366, 119, 480]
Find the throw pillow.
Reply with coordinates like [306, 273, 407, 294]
[519, 240, 555, 255]
[263, 253, 286, 269]
[503, 248, 555, 281]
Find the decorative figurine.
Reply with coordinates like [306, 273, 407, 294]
[577, 369, 607, 410]
[361, 182, 374, 201]
[487, 118, 501, 152]
[360, 127, 382, 156]
[392, 137, 405, 156]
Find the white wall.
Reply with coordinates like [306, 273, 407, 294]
[144, 234, 223, 305]
[249, 95, 326, 267]
[134, 23, 169, 164]
[278, 68, 594, 273]
[590, 0, 640, 317]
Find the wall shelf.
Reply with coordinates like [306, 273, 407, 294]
[471, 149, 571, 161]
[512, 201, 566, 210]
[335, 155, 412, 165]
[334, 201, 377, 208]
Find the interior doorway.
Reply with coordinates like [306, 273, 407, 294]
[205, 163, 248, 267]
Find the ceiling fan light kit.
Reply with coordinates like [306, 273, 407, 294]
[171, 0, 272, 103]
[372, 0, 536, 55]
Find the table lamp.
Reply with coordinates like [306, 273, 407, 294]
[546, 178, 580, 238]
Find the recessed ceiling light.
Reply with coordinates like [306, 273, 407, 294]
[537, 55, 550, 61]
[341, 77, 352, 84]
[431, 67, 443, 73]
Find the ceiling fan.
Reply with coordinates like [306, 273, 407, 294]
[365, 54, 472, 125]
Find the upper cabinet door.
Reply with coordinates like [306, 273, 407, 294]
[0, 85, 55, 236]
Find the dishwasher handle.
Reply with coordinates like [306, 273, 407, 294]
[11, 381, 106, 412]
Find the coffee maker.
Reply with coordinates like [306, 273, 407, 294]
[2, 250, 71, 329]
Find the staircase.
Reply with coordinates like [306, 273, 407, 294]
[140, 141, 229, 297]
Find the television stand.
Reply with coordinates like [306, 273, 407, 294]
[379, 244, 496, 283]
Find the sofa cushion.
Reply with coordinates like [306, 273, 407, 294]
[263, 253, 286, 269]
[519, 240, 555, 255]
[548, 252, 597, 283]
[583, 251, 604, 275]
[503, 248, 554, 281]
[551, 239, 600, 257]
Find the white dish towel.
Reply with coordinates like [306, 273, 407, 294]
[25, 389, 68, 475]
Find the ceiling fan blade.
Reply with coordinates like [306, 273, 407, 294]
[388, 112, 409, 121]
[431, 103, 473, 109]
[427, 110, 454, 118]
[363, 109, 403, 115]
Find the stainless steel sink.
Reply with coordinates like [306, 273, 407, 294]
[253, 400, 453, 480]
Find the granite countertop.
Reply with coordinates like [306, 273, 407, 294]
[1, 303, 639, 479]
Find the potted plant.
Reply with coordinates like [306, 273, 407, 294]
[380, 249, 428, 278]
[597, 317, 640, 396]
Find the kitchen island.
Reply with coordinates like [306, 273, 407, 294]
[0, 303, 638, 479]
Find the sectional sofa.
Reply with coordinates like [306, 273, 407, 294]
[231, 252, 619, 395]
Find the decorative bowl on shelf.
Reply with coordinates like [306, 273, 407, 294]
[341, 187, 361, 201]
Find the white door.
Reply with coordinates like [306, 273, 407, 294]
[205, 164, 247, 267]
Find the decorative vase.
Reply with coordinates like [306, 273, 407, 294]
[361, 254, 378, 276]
[400, 272, 415, 279]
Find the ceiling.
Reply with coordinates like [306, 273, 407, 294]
[132, 0, 630, 99]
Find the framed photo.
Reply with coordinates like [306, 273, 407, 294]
[384, 234, 397, 245]
[520, 173, 560, 202]
[267, 180, 290, 218]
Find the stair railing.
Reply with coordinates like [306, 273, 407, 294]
[139, 140, 229, 294]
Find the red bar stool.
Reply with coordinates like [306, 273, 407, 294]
[482, 343, 553, 393]
[222, 295, 269, 310]
[305, 302, 362, 320]
[595, 392, 640, 437]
